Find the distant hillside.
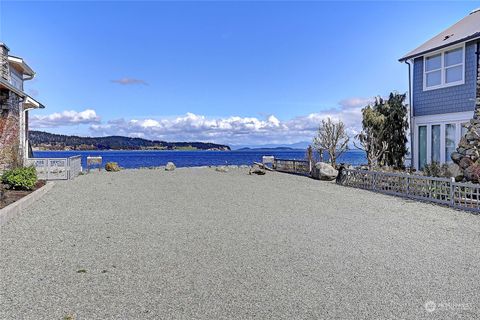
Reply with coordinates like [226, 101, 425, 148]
[29, 131, 230, 151]
[236, 147, 300, 151]
[231, 141, 311, 150]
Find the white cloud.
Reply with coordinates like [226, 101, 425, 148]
[89, 97, 372, 144]
[30, 109, 101, 128]
[31, 97, 373, 144]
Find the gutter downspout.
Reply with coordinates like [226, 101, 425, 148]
[404, 59, 414, 170]
[476, 42, 479, 120]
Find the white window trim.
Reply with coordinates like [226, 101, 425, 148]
[423, 43, 465, 91]
[412, 111, 472, 170]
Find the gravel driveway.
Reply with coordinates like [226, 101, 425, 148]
[1, 167, 479, 319]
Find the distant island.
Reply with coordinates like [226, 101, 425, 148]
[29, 131, 231, 151]
[236, 147, 302, 151]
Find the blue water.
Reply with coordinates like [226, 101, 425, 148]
[33, 150, 367, 169]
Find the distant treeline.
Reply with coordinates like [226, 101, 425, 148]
[29, 131, 231, 151]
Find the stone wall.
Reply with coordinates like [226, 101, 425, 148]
[0, 105, 21, 172]
[451, 42, 480, 182]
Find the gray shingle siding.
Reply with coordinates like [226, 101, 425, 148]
[412, 41, 477, 117]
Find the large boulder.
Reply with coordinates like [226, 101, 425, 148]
[105, 162, 121, 172]
[165, 162, 176, 171]
[312, 162, 338, 181]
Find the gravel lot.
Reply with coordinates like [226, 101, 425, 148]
[1, 167, 480, 319]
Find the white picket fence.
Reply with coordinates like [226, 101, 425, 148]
[26, 156, 82, 180]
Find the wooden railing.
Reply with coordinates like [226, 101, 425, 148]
[273, 159, 311, 175]
[26, 155, 82, 180]
[337, 169, 480, 212]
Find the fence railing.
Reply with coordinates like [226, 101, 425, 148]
[337, 169, 480, 212]
[26, 156, 82, 180]
[273, 159, 311, 175]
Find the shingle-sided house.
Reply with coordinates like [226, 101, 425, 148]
[399, 9, 480, 170]
[0, 43, 45, 171]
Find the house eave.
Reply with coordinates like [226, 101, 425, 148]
[7, 55, 35, 78]
[0, 78, 45, 109]
[399, 34, 480, 62]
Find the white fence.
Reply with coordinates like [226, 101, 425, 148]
[337, 169, 480, 213]
[26, 156, 82, 180]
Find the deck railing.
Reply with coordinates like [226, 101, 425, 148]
[337, 169, 480, 212]
[26, 155, 82, 180]
[273, 159, 311, 175]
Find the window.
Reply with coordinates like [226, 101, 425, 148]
[431, 125, 440, 163]
[419, 126, 427, 169]
[445, 124, 456, 163]
[425, 54, 442, 87]
[424, 46, 464, 90]
[9, 70, 23, 90]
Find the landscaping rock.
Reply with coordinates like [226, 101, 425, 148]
[464, 164, 480, 183]
[459, 157, 473, 170]
[215, 166, 229, 173]
[312, 162, 338, 181]
[165, 162, 176, 171]
[105, 162, 121, 172]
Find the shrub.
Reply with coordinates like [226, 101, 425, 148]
[105, 162, 120, 172]
[1, 166, 38, 190]
[422, 162, 458, 178]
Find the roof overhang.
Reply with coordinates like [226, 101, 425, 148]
[23, 96, 44, 109]
[399, 9, 480, 62]
[7, 55, 35, 78]
[399, 34, 480, 62]
[0, 78, 45, 109]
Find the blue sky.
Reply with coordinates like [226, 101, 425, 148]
[0, 1, 477, 145]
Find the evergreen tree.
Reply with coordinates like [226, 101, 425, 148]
[356, 92, 409, 169]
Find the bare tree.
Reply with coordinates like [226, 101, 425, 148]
[312, 118, 349, 167]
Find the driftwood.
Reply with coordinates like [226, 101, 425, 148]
[253, 162, 273, 171]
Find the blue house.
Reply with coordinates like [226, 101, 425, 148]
[399, 9, 480, 170]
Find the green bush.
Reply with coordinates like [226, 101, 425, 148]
[1, 166, 38, 190]
[105, 162, 121, 172]
[423, 162, 455, 178]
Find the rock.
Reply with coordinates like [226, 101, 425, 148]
[459, 157, 473, 169]
[105, 162, 121, 172]
[215, 166, 229, 173]
[249, 164, 266, 175]
[466, 149, 478, 156]
[312, 162, 338, 181]
[451, 152, 463, 163]
[165, 162, 176, 171]
[464, 164, 480, 183]
[466, 132, 476, 141]
[455, 174, 464, 182]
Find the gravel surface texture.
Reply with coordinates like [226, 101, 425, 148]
[1, 167, 480, 319]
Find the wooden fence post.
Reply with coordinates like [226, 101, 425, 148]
[450, 177, 455, 206]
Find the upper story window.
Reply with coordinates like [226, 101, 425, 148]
[424, 45, 464, 90]
[9, 69, 23, 90]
